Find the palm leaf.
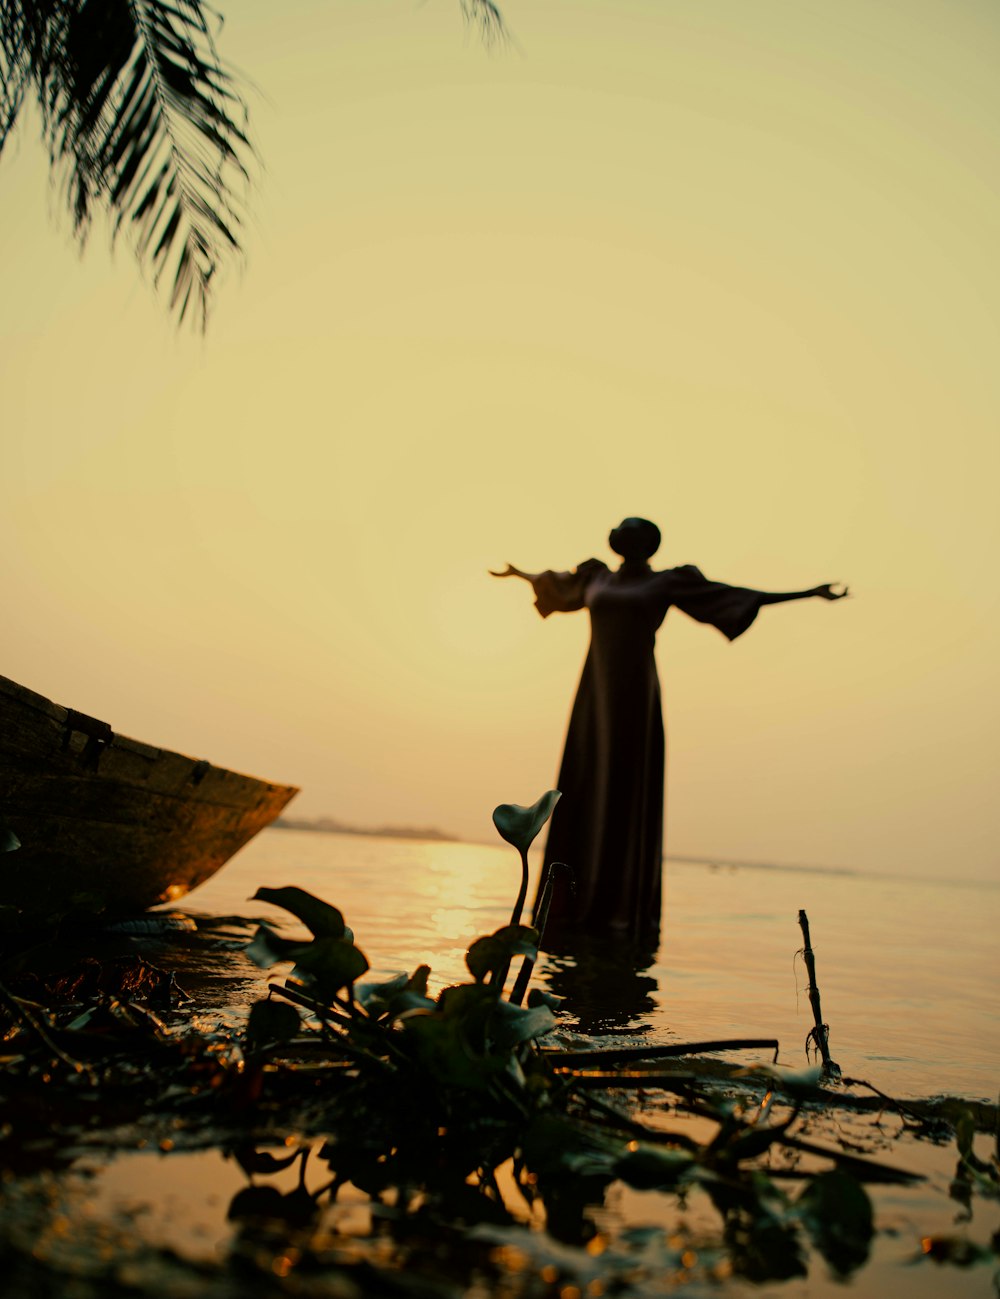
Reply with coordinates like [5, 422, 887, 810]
[2, 0, 507, 328]
[2, 0, 253, 329]
[461, 0, 507, 46]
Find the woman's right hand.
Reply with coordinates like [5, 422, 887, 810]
[489, 564, 535, 581]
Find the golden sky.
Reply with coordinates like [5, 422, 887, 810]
[2, 0, 998, 880]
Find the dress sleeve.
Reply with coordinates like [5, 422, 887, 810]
[667, 564, 767, 641]
[531, 559, 606, 618]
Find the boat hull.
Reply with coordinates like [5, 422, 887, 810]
[1, 675, 298, 915]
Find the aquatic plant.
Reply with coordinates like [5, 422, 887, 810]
[1, 795, 996, 1295]
[234, 795, 932, 1284]
[244, 794, 562, 1109]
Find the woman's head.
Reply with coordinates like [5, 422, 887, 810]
[609, 517, 661, 562]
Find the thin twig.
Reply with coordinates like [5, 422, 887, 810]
[0, 980, 92, 1077]
[797, 909, 840, 1076]
[543, 1039, 781, 1065]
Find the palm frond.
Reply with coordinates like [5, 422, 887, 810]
[0, 1, 46, 142]
[2, 0, 508, 329]
[461, 0, 508, 47]
[3, 0, 253, 329]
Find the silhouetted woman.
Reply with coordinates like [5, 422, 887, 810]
[492, 518, 847, 948]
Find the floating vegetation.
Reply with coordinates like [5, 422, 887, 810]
[0, 795, 997, 1297]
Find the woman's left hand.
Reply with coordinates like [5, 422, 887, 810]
[814, 582, 849, 600]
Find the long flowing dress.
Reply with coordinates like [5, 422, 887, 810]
[530, 561, 769, 947]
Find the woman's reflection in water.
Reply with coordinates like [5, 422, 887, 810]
[542, 935, 660, 1037]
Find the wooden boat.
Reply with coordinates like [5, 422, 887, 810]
[1, 674, 298, 916]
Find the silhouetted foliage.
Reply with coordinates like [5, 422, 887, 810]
[0, 0, 507, 327]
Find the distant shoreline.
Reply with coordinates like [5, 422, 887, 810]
[664, 853, 856, 878]
[272, 818, 845, 874]
[270, 823, 995, 889]
[274, 816, 456, 844]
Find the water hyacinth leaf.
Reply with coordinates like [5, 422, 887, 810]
[527, 988, 563, 1012]
[954, 1109, 975, 1161]
[401, 1012, 491, 1090]
[232, 1145, 303, 1177]
[357, 969, 435, 1018]
[493, 924, 540, 955]
[434, 981, 498, 1023]
[227, 1185, 289, 1222]
[251, 887, 351, 940]
[244, 999, 300, 1055]
[489, 999, 557, 1049]
[715, 1120, 796, 1165]
[383, 989, 438, 1017]
[736, 1062, 824, 1097]
[291, 936, 369, 994]
[466, 936, 504, 983]
[492, 791, 561, 853]
[466, 925, 539, 982]
[521, 1112, 624, 1177]
[245, 924, 312, 970]
[798, 1171, 873, 1275]
[1, 816, 20, 853]
[357, 972, 409, 1005]
[227, 1183, 317, 1226]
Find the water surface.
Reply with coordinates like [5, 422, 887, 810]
[177, 828, 999, 1101]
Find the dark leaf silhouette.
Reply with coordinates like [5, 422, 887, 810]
[466, 924, 538, 982]
[290, 936, 369, 996]
[0, 0, 253, 328]
[0, 1, 507, 326]
[251, 886, 350, 940]
[244, 998, 300, 1055]
[492, 791, 560, 854]
[797, 1170, 874, 1276]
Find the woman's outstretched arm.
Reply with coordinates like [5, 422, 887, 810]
[491, 560, 604, 617]
[489, 563, 541, 583]
[758, 582, 849, 605]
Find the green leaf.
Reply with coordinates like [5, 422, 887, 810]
[245, 924, 311, 970]
[231, 1146, 302, 1177]
[521, 1113, 623, 1177]
[244, 999, 300, 1054]
[357, 967, 435, 1018]
[291, 937, 370, 996]
[407, 964, 431, 998]
[735, 1062, 824, 1097]
[527, 988, 563, 1012]
[492, 791, 561, 853]
[466, 937, 504, 983]
[400, 986, 503, 1091]
[954, 1108, 975, 1161]
[251, 887, 351, 940]
[401, 1012, 491, 1090]
[0, 816, 20, 853]
[489, 999, 557, 1049]
[798, 1171, 873, 1275]
[357, 972, 408, 1004]
[465, 925, 539, 982]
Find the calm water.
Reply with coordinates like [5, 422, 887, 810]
[177, 827, 999, 1102]
[18, 825, 991, 1299]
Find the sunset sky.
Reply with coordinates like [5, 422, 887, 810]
[2, 0, 997, 882]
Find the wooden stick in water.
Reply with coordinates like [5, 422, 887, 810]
[798, 908, 840, 1076]
[509, 860, 567, 1006]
